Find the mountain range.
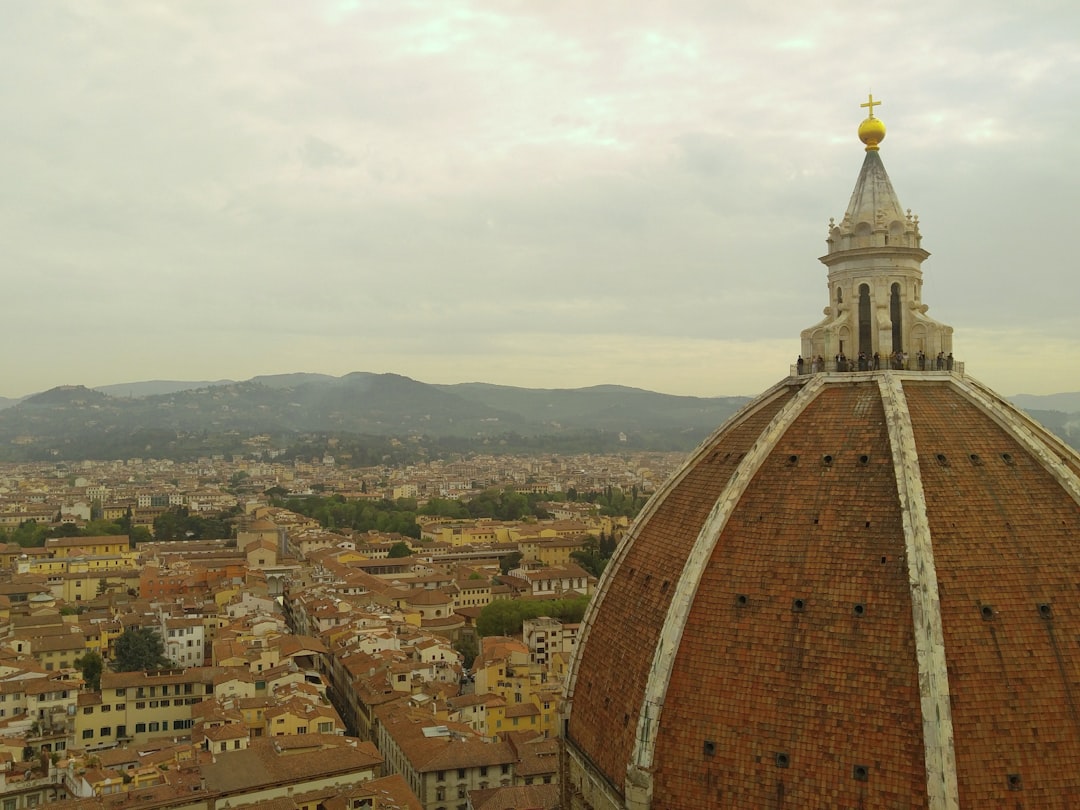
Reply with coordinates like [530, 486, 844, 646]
[0, 373, 753, 461]
[0, 373, 1077, 462]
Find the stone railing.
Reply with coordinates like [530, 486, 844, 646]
[791, 359, 964, 376]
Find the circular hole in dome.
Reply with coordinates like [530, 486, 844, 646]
[1038, 603, 1052, 619]
[1001, 452, 1014, 465]
[1007, 773, 1022, 791]
[787, 454, 799, 466]
[735, 594, 748, 607]
[858, 454, 869, 465]
[775, 752, 790, 768]
[936, 453, 949, 466]
[792, 598, 806, 612]
[881, 555, 888, 564]
[980, 605, 994, 620]
[853, 764, 869, 782]
[853, 603, 866, 617]
[822, 454, 833, 466]
[969, 453, 982, 464]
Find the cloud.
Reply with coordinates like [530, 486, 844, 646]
[1, 0, 1078, 398]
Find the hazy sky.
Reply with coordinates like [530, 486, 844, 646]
[3, 1, 1078, 399]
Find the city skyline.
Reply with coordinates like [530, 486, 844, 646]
[3, 1, 1078, 399]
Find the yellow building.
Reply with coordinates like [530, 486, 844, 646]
[80, 668, 219, 749]
[471, 636, 558, 737]
[43, 535, 132, 559]
[265, 699, 343, 737]
[517, 536, 591, 568]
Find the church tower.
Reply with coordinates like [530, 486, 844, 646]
[801, 95, 953, 365]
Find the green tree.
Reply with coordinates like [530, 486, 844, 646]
[387, 541, 413, 558]
[453, 635, 479, 669]
[112, 627, 170, 672]
[130, 526, 153, 544]
[74, 651, 104, 691]
[571, 548, 607, 578]
[476, 595, 590, 637]
[499, 551, 523, 575]
[12, 520, 47, 548]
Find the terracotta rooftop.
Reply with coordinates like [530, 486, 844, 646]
[566, 372, 1080, 807]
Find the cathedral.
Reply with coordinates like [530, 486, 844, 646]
[561, 99, 1080, 808]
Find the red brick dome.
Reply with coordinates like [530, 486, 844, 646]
[564, 372, 1080, 808]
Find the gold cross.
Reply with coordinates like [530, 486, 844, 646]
[861, 93, 881, 118]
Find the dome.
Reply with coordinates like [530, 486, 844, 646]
[564, 373, 1080, 808]
[562, 103, 1080, 809]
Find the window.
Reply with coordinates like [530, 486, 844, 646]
[83, 707, 93, 715]
[436, 787, 446, 801]
[437, 771, 446, 782]
[149, 722, 160, 732]
[318, 722, 332, 733]
[501, 764, 510, 775]
[135, 723, 146, 733]
[161, 699, 170, 707]
[101, 705, 111, 712]
[136, 702, 146, 709]
[457, 768, 466, 779]
[100, 727, 111, 737]
[297, 726, 307, 734]
[82, 730, 93, 739]
[4, 797, 17, 810]
[115, 704, 123, 711]
[457, 786, 467, 798]
[479, 766, 488, 777]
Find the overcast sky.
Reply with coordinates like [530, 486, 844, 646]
[2, 1, 1078, 399]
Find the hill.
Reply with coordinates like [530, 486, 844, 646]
[3, 373, 1076, 463]
[0, 373, 750, 462]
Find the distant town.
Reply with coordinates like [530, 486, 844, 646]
[0, 448, 684, 810]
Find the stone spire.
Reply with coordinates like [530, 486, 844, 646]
[800, 97, 953, 367]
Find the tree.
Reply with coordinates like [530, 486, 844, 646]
[453, 635, 479, 669]
[12, 520, 47, 548]
[112, 627, 170, 672]
[387, 541, 413, 558]
[74, 651, 104, 691]
[499, 551, 523, 575]
[476, 595, 590, 637]
[571, 548, 607, 578]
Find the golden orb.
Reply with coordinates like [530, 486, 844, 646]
[858, 116, 886, 151]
